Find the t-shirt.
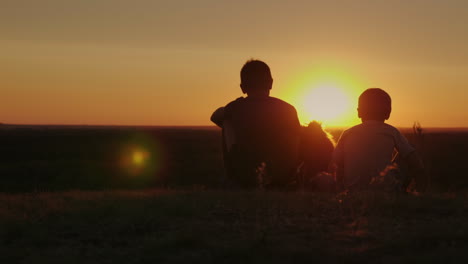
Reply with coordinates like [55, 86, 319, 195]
[224, 96, 300, 160]
[211, 96, 301, 185]
[332, 121, 415, 189]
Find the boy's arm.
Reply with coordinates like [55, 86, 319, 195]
[404, 151, 426, 191]
[394, 130, 426, 191]
[331, 132, 346, 191]
[210, 107, 225, 127]
[289, 107, 302, 166]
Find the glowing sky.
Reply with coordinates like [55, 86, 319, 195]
[1, 0, 467, 127]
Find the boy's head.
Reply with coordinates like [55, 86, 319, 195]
[358, 88, 392, 121]
[240, 60, 273, 95]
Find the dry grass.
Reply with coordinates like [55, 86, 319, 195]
[1, 190, 468, 263]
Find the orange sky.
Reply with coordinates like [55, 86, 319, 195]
[1, 0, 468, 127]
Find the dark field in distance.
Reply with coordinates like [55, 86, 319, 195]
[1, 125, 467, 192]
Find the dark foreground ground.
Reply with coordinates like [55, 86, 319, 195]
[1, 126, 468, 263]
[1, 190, 468, 263]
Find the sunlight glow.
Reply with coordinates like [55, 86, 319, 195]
[281, 66, 364, 127]
[302, 86, 351, 123]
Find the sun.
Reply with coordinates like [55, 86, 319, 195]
[295, 84, 358, 127]
[280, 66, 364, 127]
[301, 86, 351, 123]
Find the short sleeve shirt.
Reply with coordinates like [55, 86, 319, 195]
[223, 96, 301, 166]
[333, 121, 415, 189]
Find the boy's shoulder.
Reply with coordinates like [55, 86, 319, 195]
[268, 96, 297, 110]
[225, 96, 296, 111]
[342, 122, 402, 138]
[225, 97, 246, 108]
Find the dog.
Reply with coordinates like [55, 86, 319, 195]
[297, 121, 336, 191]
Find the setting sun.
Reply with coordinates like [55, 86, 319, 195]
[282, 67, 364, 127]
[300, 85, 352, 125]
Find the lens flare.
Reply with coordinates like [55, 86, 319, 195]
[132, 149, 149, 167]
[121, 145, 152, 176]
[118, 133, 163, 182]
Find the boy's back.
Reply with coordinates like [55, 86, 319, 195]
[225, 96, 299, 158]
[333, 121, 414, 190]
[222, 96, 300, 187]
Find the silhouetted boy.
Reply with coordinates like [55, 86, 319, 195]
[332, 88, 424, 191]
[211, 60, 301, 188]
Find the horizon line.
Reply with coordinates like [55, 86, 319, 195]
[2, 123, 468, 130]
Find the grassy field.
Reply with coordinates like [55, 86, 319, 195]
[1, 190, 468, 263]
[1, 126, 468, 262]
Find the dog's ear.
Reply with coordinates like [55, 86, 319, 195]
[307, 120, 322, 129]
[305, 121, 324, 135]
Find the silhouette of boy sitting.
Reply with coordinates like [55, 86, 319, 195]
[332, 88, 424, 192]
[211, 60, 301, 188]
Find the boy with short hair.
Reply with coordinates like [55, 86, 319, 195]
[332, 88, 424, 191]
[211, 60, 301, 188]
